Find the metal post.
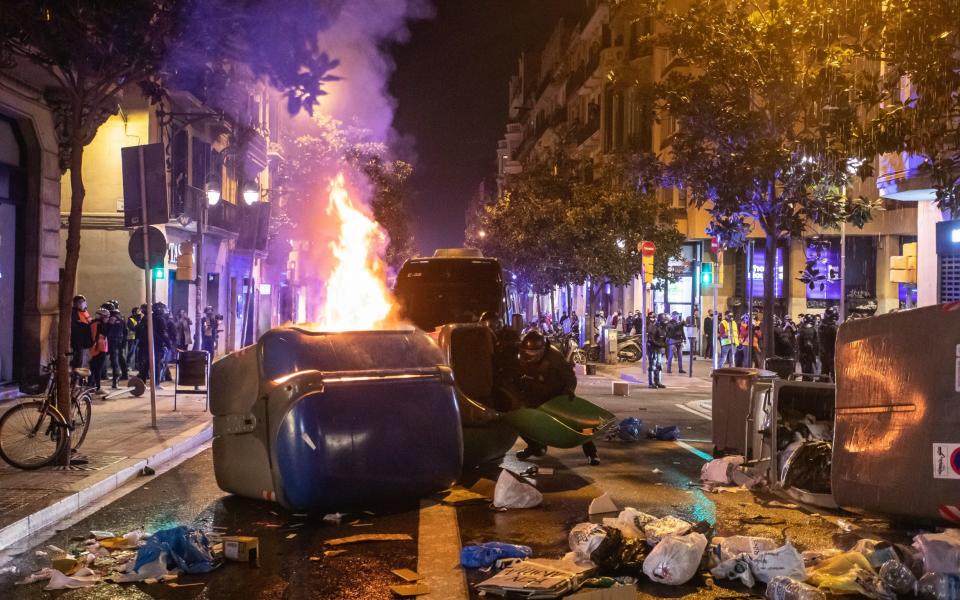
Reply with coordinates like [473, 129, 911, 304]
[138, 148, 157, 428]
[640, 269, 648, 372]
[745, 241, 754, 368]
[839, 223, 846, 321]
[713, 255, 720, 369]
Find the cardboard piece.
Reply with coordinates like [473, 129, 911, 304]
[391, 568, 422, 582]
[588, 493, 618, 515]
[476, 558, 596, 599]
[325, 533, 413, 546]
[222, 536, 259, 564]
[611, 381, 630, 396]
[568, 585, 638, 600]
[390, 583, 430, 596]
[439, 486, 490, 506]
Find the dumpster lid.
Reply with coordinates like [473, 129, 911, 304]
[711, 367, 759, 378]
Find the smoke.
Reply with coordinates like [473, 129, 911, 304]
[306, 0, 434, 144]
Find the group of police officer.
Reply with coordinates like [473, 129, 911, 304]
[773, 306, 840, 380]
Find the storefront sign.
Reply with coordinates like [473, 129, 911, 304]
[805, 241, 841, 301]
[750, 247, 784, 298]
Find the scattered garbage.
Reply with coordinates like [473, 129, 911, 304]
[749, 543, 807, 584]
[648, 425, 680, 441]
[914, 529, 960, 575]
[917, 572, 960, 600]
[781, 441, 832, 494]
[765, 575, 827, 600]
[879, 559, 918, 595]
[615, 417, 643, 442]
[701, 455, 745, 484]
[852, 539, 900, 570]
[325, 533, 413, 546]
[602, 508, 655, 540]
[806, 551, 892, 600]
[461, 542, 533, 568]
[390, 583, 430, 597]
[644, 515, 692, 546]
[221, 536, 259, 564]
[585, 526, 648, 573]
[588, 493, 619, 515]
[16, 567, 100, 590]
[439, 486, 490, 506]
[476, 556, 596, 598]
[492, 469, 543, 510]
[130, 527, 220, 579]
[391, 568, 421, 582]
[642, 532, 708, 585]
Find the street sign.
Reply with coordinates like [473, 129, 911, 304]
[639, 240, 656, 257]
[710, 237, 720, 254]
[121, 144, 169, 227]
[128, 226, 167, 270]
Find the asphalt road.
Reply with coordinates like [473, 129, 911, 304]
[0, 367, 901, 599]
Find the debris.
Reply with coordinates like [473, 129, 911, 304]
[917, 573, 960, 600]
[392, 568, 421, 582]
[651, 468, 663, 474]
[711, 555, 756, 587]
[766, 501, 799, 509]
[701, 456, 745, 485]
[34, 551, 47, 557]
[644, 516, 692, 546]
[51, 557, 83, 575]
[286, 533, 297, 540]
[642, 532, 709, 585]
[325, 533, 413, 546]
[781, 440, 832, 494]
[588, 493, 619, 515]
[131, 526, 220, 578]
[648, 425, 680, 441]
[140, 466, 155, 476]
[748, 543, 807, 584]
[851, 539, 899, 569]
[587, 526, 648, 573]
[603, 508, 655, 540]
[712, 535, 778, 563]
[222, 536, 259, 563]
[741, 515, 787, 526]
[322, 513, 346, 524]
[16, 567, 100, 590]
[492, 469, 542, 510]
[461, 542, 532, 568]
[439, 486, 489, 506]
[615, 417, 643, 442]
[835, 518, 855, 532]
[167, 582, 204, 588]
[806, 551, 892, 599]
[293, 513, 308, 517]
[90, 530, 116, 540]
[309, 556, 323, 562]
[476, 557, 596, 598]
[351, 522, 373, 527]
[913, 529, 960, 575]
[570, 523, 609, 561]
[879, 559, 918, 595]
[324, 549, 348, 557]
[390, 583, 430, 596]
[765, 575, 827, 600]
[801, 548, 842, 567]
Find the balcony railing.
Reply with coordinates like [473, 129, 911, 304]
[207, 199, 241, 236]
[573, 117, 600, 146]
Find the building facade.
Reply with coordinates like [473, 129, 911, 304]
[491, 0, 918, 325]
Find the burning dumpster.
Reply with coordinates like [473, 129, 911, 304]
[210, 326, 462, 511]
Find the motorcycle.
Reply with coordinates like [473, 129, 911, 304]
[580, 333, 642, 363]
[551, 333, 587, 365]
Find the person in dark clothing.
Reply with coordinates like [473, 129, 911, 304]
[773, 316, 797, 362]
[513, 331, 599, 465]
[818, 307, 839, 381]
[70, 295, 92, 371]
[702, 310, 714, 359]
[135, 303, 150, 377]
[106, 308, 128, 387]
[479, 311, 522, 412]
[88, 307, 111, 393]
[125, 307, 140, 370]
[162, 305, 178, 382]
[647, 314, 668, 389]
[200, 306, 221, 358]
[796, 314, 819, 378]
[665, 312, 686, 373]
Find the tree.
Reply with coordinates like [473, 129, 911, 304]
[274, 114, 417, 273]
[472, 156, 684, 337]
[654, 0, 884, 357]
[0, 0, 341, 455]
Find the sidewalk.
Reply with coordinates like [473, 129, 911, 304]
[0, 384, 211, 551]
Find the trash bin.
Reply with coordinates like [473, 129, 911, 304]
[833, 304, 960, 523]
[764, 356, 796, 379]
[602, 326, 618, 365]
[711, 368, 758, 456]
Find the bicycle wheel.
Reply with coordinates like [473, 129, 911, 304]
[70, 391, 93, 450]
[0, 401, 70, 469]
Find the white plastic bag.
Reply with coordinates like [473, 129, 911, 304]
[492, 469, 543, 510]
[612, 507, 656, 540]
[913, 529, 960, 574]
[711, 556, 757, 587]
[643, 532, 708, 585]
[748, 542, 807, 584]
[644, 515, 692, 546]
[701, 456, 745, 484]
[714, 535, 778, 562]
[569, 523, 608, 561]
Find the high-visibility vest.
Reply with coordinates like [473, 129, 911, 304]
[718, 319, 739, 346]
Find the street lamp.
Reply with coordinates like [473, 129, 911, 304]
[206, 185, 221, 206]
[242, 187, 260, 206]
[478, 229, 487, 239]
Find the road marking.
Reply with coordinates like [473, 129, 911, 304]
[675, 403, 712, 420]
[416, 499, 469, 600]
[675, 439, 713, 461]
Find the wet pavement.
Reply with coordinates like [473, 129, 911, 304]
[0, 366, 908, 599]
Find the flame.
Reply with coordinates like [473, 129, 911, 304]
[316, 173, 394, 331]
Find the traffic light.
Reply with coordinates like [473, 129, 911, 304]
[176, 242, 195, 281]
[642, 254, 654, 284]
[151, 267, 165, 280]
[701, 261, 715, 288]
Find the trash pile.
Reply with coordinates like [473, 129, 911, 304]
[462, 492, 960, 600]
[777, 412, 834, 498]
[606, 418, 681, 443]
[700, 455, 766, 492]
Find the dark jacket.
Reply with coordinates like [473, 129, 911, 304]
[667, 319, 685, 343]
[647, 322, 668, 353]
[797, 323, 819, 356]
[818, 321, 837, 358]
[517, 345, 577, 408]
[106, 315, 127, 347]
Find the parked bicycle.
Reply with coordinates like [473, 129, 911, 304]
[0, 356, 94, 469]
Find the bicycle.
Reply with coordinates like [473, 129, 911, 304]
[0, 356, 94, 469]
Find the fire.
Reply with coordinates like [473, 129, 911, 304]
[316, 173, 394, 331]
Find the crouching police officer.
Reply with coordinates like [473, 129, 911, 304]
[513, 331, 600, 466]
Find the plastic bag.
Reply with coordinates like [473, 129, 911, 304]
[644, 515, 692, 546]
[588, 526, 648, 573]
[781, 440, 832, 494]
[617, 417, 643, 442]
[852, 539, 900, 570]
[642, 532, 708, 585]
[16, 567, 100, 590]
[914, 529, 960, 575]
[712, 535, 777, 563]
[711, 556, 756, 587]
[879, 559, 918, 595]
[807, 551, 894, 600]
[766, 575, 827, 600]
[460, 542, 533, 568]
[748, 543, 807, 584]
[918, 573, 960, 600]
[570, 523, 609, 561]
[132, 526, 220, 575]
[612, 508, 656, 540]
[701, 456, 745, 485]
[492, 469, 542, 510]
[649, 425, 680, 441]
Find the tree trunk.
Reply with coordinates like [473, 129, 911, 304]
[585, 283, 596, 350]
[761, 181, 777, 361]
[55, 130, 86, 464]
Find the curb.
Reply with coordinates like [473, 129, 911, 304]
[0, 420, 212, 551]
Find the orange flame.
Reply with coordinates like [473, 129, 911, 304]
[316, 173, 395, 331]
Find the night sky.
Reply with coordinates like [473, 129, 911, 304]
[389, 0, 585, 255]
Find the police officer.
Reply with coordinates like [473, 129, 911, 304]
[513, 331, 599, 465]
[647, 314, 668, 389]
[818, 306, 839, 381]
[479, 311, 522, 412]
[796, 314, 819, 378]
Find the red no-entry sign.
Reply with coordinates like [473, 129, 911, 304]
[639, 241, 656, 257]
[710, 237, 720, 254]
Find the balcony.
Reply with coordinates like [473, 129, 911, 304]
[573, 117, 600, 147]
[565, 52, 601, 97]
[207, 199, 241, 237]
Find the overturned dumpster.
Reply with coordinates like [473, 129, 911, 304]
[210, 327, 463, 511]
